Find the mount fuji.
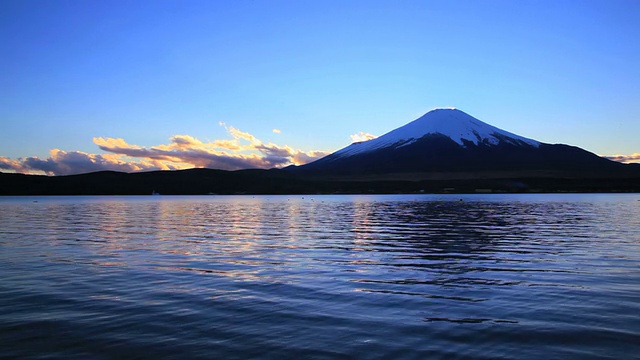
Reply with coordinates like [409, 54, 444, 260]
[3, 108, 639, 195]
[298, 108, 630, 178]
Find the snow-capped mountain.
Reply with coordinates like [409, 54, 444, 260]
[298, 108, 627, 176]
[332, 108, 539, 159]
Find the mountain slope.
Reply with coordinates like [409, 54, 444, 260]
[333, 108, 539, 159]
[300, 108, 630, 177]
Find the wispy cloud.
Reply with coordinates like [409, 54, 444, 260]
[2, 124, 330, 176]
[602, 153, 640, 164]
[272, 128, 281, 134]
[350, 131, 378, 143]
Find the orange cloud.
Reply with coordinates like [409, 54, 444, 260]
[0, 156, 26, 173]
[1, 150, 167, 176]
[350, 131, 378, 143]
[211, 139, 242, 151]
[95, 126, 328, 171]
[170, 135, 203, 148]
[292, 150, 331, 165]
[1, 125, 330, 176]
[225, 125, 261, 146]
[602, 153, 640, 164]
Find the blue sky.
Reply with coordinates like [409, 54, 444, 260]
[1, 0, 639, 175]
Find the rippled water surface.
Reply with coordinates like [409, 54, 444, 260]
[1, 194, 640, 359]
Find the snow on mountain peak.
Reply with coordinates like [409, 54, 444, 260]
[334, 108, 540, 158]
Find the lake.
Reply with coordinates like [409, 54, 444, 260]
[1, 194, 639, 359]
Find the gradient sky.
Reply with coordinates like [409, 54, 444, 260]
[1, 0, 639, 175]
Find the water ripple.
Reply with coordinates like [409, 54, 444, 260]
[1, 194, 640, 359]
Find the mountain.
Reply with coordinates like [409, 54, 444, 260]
[298, 108, 633, 178]
[2, 108, 639, 195]
[332, 108, 539, 157]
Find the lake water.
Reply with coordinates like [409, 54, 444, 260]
[1, 194, 640, 359]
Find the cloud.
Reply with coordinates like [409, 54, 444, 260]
[350, 131, 378, 143]
[94, 124, 328, 171]
[602, 153, 640, 164]
[1, 150, 166, 176]
[292, 150, 331, 165]
[170, 135, 203, 148]
[1, 124, 331, 176]
[0, 156, 26, 173]
[272, 128, 281, 134]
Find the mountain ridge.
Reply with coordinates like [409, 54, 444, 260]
[299, 108, 629, 177]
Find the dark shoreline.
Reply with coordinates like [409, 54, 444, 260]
[2, 168, 639, 195]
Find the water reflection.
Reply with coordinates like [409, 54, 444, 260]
[1, 195, 639, 359]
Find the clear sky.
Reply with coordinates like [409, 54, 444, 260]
[1, 0, 639, 175]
